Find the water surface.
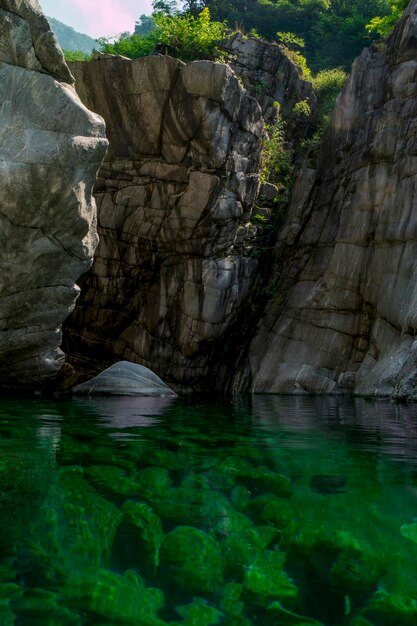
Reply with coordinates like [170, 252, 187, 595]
[0, 395, 417, 625]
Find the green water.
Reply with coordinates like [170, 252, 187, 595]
[0, 395, 417, 625]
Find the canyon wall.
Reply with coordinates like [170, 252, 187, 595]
[64, 39, 317, 389]
[246, 0, 417, 399]
[0, 0, 107, 389]
[63, 54, 264, 387]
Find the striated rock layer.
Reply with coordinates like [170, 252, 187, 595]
[219, 32, 317, 133]
[0, 0, 107, 389]
[63, 54, 264, 387]
[246, 0, 417, 399]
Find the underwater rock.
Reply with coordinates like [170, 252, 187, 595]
[160, 526, 223, 594]
[72, 361, 177, 396]
[220, 583, 245, 619]
[245, 494, 294, 529]
[243, 549, 298, 607]
[174, 598, 224, 626]
[119, 501, 163, 571]
[31, 466, 122, 575]
[400, 522, 417, 544]
[361, 591, 417, 626]
[63, 569, 166, 625]
[85, 465, 139, 497]
[221, 526, 279, 578]
[310, 474, 348, 495]
[135, 466, 173, 501]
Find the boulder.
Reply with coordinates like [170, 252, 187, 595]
[72, 361, 177, 396]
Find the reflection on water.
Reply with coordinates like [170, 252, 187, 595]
[0, 396, 417, 625]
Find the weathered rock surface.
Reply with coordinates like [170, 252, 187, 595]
[72, 361, 177, 396]
[219, 32, 317, 133]
[63, 54, 263, 387]
[246, 0, 417, 399]
[0, 0, 107, 389]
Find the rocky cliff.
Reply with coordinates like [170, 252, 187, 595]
[246, 0, 417, 399]
[219, 32, 317, 134]
[0, 0, 107, 390]
[63, 54, 264, 387]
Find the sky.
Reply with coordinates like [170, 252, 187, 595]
[39, 0, 153, 39]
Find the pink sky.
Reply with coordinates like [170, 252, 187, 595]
[39, 0, 153, 38]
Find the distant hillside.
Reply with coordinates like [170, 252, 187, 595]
[48, 17, 97, 54]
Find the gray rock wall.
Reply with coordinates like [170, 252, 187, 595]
[0, 0, 107, 389]
[247, 0, 417, 399]
[219, 32, 317, 133]
[63, 55, 263, 387]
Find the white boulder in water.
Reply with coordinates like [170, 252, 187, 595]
[72, 361, 177, 397]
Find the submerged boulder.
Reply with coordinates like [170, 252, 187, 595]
[72, 361, 177, 396]
[0, 0, 107, 390]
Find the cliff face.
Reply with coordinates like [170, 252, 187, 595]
[63, 55, 264, 386]
[0, 0, 107, 389]
[220, 32, 317, 133]
[247, 0, 417, 398]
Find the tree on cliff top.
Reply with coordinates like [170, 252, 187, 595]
[366, 0, 408, 35]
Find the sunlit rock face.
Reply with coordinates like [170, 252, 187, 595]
[246, 0, 417, 399]
[219, 32, 317, 133]
[63, 54, 263, 387]
[0, 0, 107, 389]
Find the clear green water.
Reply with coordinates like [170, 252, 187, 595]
[1, 395, 417, 625]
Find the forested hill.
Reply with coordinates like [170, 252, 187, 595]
[139, 0, 408, 72]
[47, 18, 96, 54]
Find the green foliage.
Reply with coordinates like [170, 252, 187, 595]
[100, 8, 226, 62]
[366, 0, 408, 35]
[277, 31, 312, 80]
[201, 0, 395, 71]
[277, 31, 306, 48]
[260, 115, 294, 190]
[299, 67, 347, 165]
[153, 7, 227, 60]
[63, 49, 93, 62]
[293, 99, 312, 117]
[312, 67, 348, 126]
[98, 32, 157, 59]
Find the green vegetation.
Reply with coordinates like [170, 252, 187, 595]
[63, 49, 93, 62]
[313, 67, 348, 127]
[260, 112, 294, 193]
[141, 0, 406, 72]
[367, 0, 408, 35]
[99, 8, 227, 62]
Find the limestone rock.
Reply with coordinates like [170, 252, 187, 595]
[72, 361, 177, 396]
[219, 32, 317, 133]
[0, 0, 108, 389]
[246, 0, 417, 399]
[63, 55, 262, 388]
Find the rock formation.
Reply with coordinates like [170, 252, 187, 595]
[0, 0, 107, 389]
[72, 361, 177, 396]
[219, 32, 317, 133]
[246, 0, 417, 399]
[63, 54, 265, 387]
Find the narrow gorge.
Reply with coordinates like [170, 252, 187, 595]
[3, 0, 417, 400]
